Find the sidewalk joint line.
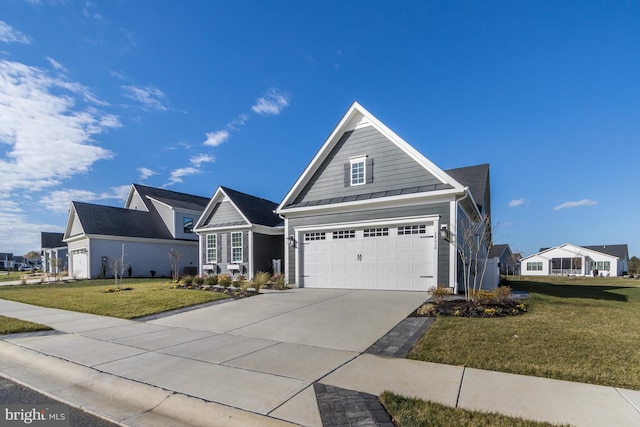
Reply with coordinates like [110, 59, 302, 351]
[615, 387, 640, 414]
[455, 366, 466, 408]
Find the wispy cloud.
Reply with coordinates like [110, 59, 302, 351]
[203, 130, 230, 147]
[46, 56, 67, 72]
[190, 154, 214, 167]
[0, 59, 119, 193]
[553, 199, 598, 210]
[40, 186, 131, 214]
[122, 85, 168, 111]
[509, 198, 526, 208]
[0, 21, 30, 44]
[166, 167, 200, 186]
[137, 167, 156, 181]
[251, 88, 291, 115]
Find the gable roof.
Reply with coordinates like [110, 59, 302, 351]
[41, 232, 65, 249]
[446, 164, 490, 216]
[195, 186, 282, 230]
[277, 102, 469, 213]
[69, 201, 174, 240]
[488, 243, 512, 259]
[129, 184, 210, 212]
[525, 243, 629, 261]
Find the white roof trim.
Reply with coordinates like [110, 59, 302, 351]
[520, 243, 621, 262]
[194, 187, 251, 231]
[277, 102, 466, 212]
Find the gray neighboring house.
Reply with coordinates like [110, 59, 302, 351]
[276, 102, 492, 292]
[63, 184, 209, 279]
[0, 253, 14, 270]
[488, 243, 516, 275]
[41, 232, 68, 274]
[194, 186, 284, 279]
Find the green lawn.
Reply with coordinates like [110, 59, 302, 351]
[0, 271, 33, 282]
[380, 392, 569, 427]
[0, 278, 229, 320]
[408, 276, 640, 390]
[0, 315, 52, 334]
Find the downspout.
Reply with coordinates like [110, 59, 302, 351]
[452, 187, 470, 294]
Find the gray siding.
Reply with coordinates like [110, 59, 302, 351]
[294, 126, 443, 204]
[151, 200, 175, 235]
[286, 201, 451, 286]
[69, 212, 84, 237]
[127, 191, 148, 211]
[204, 201, 246, 227]
[253, 233, 284, 275]
[89, 238, 199, 279]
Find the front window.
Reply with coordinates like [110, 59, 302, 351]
[183, 217, 193, 233]
[350, 156, 366, 185]
[231, 232, 243, 262]
[206, 234, 217, 263]
[526, 262, 543, 271]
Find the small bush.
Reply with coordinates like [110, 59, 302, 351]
[181, 275, 194, 286]
[218, 274, 232, 288]
[204, 275, 218, 287]
[431, 286, 452, 303]
[194, 276, 205, 287]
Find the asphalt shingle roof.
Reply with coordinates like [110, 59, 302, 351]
[41, 232, 65, 249]
[221, 186, 282, 227]
[72, 202, 173, 239]
[446, 163, 490, 214]
[132, 184, 210, 211]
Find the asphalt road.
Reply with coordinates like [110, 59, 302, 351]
[0, 376, 119, 427]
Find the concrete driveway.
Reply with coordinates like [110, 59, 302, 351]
[0, 288, 428, 426]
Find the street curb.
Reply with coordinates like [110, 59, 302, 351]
[0, 341, 295, 427]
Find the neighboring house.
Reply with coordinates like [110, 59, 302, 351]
[488, 244, 516, 275]
[0, 253, 14, 270]
[520, 243, 629, 277]
[275, 102, 493, 292]
[63, 184, 210, 279]
[194, 186, 284, 279]
[41, 232, 68, 274]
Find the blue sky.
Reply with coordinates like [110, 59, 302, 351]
[1, 0, 638, 259]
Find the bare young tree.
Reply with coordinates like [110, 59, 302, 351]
[168, 248, 182, 282]
[108, 244, 129, 289]
[447, 213, 493, 301]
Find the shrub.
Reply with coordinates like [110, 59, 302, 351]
[218, 274, 232, 288]
[204, 275, 218, 287]
[430, 286, 452, 303]
[252, 271, 271, 292]
[472, 286, 512, 305]
[194, 276, 205, 287]
[181, 275, 194, 286]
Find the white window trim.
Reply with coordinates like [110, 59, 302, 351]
[206, 234, 217, 263]
[349, 155, 367, 186]
[231, 231, 243, 263]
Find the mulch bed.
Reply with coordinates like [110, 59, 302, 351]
[414, 299, 528, 318]
[172, 284, 259, 299]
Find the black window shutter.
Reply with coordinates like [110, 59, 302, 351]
[243, 231, 248, 263]
[227, 233, 231, 263]
[344, 163, 350, 187]
[366, 158, 374, 183]
[217, 233, 221, 263]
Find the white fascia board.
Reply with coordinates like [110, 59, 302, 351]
[277, 102, 465, 211]
[79, 234, 199, 245]
[123, 184, 138, 209]
[63, 233, 87, 244]
[62, 203, 79, 241]
[194, 186, 224, 230]
[252, 224, 285, 236]
[278, 187, 462, 217]
[194, 224, 251, 234]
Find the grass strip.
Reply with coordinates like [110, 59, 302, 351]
[0, 315, 52, 334]
[380, 392, 569, 427]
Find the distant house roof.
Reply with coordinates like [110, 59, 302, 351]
[532, 244, 629, 260]
[219, 186, 282, 227]
[488, 243, 512, 259]
[72, 202, 174, 240]
[132, 184, 210, 212]
[41, 232, 65, 249]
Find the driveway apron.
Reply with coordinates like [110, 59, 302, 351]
[0, 289, 427, 425]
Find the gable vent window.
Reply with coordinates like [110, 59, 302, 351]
[183, 217, 194, 233]
[364, 228, 389, 237]
[351, 158, 365, 185]
[398, 225, 426, 235]
[333, 230, 356, 239]
[304, 232, 326, 241]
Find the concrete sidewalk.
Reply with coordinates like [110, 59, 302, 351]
[0, 292, 639, 426]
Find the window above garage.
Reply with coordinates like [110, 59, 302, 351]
[345, 155, 374, 187]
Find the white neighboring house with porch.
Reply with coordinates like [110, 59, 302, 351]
[520, 244, 629, 277]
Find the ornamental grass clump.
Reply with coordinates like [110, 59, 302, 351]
[251, 271, 271, 292]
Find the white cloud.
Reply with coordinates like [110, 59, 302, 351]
[509, 198, 525, 208]
[46, 57, 67, 72]
[166, 167, 200, 186]
[39, 186, 131, 214]
[190, 154, 214, 167]
[203, 129, 230, 147]
[553, 199, 598, 211]
[226, 113, 249, 131]
[251, 88, 290, 115]
[122, 85, 168, 111]
[0, 59, 119, 193]
[137, 167, 156, 180]
[0, 21, 30, 44]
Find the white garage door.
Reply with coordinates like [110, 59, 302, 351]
[300, 223, 436, 290]
[71, 251, 88, 279]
